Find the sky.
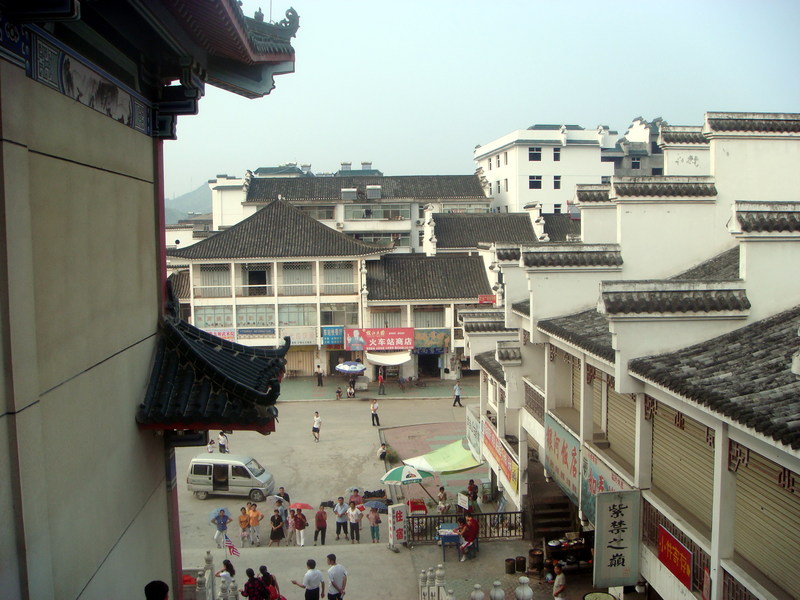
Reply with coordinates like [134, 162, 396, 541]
[163, 0, 800, 199]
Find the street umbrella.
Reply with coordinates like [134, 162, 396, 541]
[289, 502, 314, 510]
[380, 465, 437, 502]
[335, 361, 366, 374]
[364, 500, 388, 513]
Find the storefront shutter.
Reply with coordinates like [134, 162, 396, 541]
[734, 450, 800, 596]
[284, 347, 315, 376]
[651, 405, 714, 529]
[606, 388, 636, 470]
[571, 357, 581, 409]
[593, 376, 604, 432]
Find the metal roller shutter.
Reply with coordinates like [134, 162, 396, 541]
[734, 451, 800, 596]
[571, 357, 581, 409]
[606, 388, 636, 469]
[592, 376, 603, 431]
[284, 347, 315, 375]
[651, 406, 714, 528]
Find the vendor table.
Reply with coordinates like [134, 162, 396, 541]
[438, 522, 459, 561]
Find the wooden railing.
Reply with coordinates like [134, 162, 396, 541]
[407, 511, 525, 544]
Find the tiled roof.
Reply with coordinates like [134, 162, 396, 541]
[463, 322, 518, 334]
[538, 309, 613, 362]
[660, 126, 707, 144]
[254, 166, 313, 177]
[168, 270, 190, 299]
[706, 112, 800, 133]
[528, 124, 585, 131]
[600, 284, 750, 315]
[736, 201, 800, 233]
[497, 347, 522, 362]
[366, 254, 491, 301]
[522, 244, 623, 268]
[543, 214, 581, 242]
[458, 309, 505, 322]
[496, 247, 523, 261]
[475, 350, 506, 385]
[512, 299, 530, 316]
[575, 185, 611, 203]
[245, 175, 487, 202]
[672, 247, 740, 281]
[432, 213, 537, 248]
[614, 178, 717, 198]
[137, 315, 289, 435]
[167, 199, 387, 260]
[630, 305, 800, 449]
[334, 169, 384, 177]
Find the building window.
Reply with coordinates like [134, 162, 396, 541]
[320, 303, 358, 326]
[413, 308, 445, 328]
[488, 158, 492, 171]
[553, 204, 562, 214]
[240, 263, 272, 296]
[601, 176, 611, 184]
[277, 304, 317, 327]
[322, 261, 355, 294]
[353, 232, 410, 247]
[195, 305, 233, 329]
[503, 151, 508, 165]
[299, 205, 335, 219]
[553, 147, 561, 161]
[488, 183, 492, 195]
[236, 304, 275, 328]
[496, 181, 500, 194]
[652, 167, 663, 176]
[504, 179, 508, 192]
[496, 155, 500, 168]
[280, 262, 314, 295]
[344, 203, 410, 220]
[529, 175, 542, 189]
[528, 147, 542, 161]
[553, 176, 561, 190]
[371, 309, 402, 328]
[632, 157, 641, 169]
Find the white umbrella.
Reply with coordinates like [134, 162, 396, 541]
[336, 361, 366, 374]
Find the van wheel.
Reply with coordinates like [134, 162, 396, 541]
[195, 491, 208, 500]
[250, 490, 266, 502]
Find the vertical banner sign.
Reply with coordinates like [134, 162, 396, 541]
[593, 490, 641, 588]
[580, 448, 632, 526]
[544, 415, 580, 504]
[658, 525, 693, 590]
[388, 503, 407, 550]
[465, 408, 482, 461]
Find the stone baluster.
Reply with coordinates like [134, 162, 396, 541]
[419, 570, 428, 600]
[514, 576, 533, 600]
[435, 563, 445, 587]
[217, 579, 228, 600]
[195, 570, 207, 598]
[444, 589, 456, 600]
[227, 579, 238, 600]
[426, 567, 435, 586]
[205, 551, 215, 598]
[470, 583, 485, 600]
[488, 580, 505, 600]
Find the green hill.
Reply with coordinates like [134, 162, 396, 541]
[165, 184, 212, 224]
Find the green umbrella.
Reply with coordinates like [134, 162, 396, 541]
[380, 465, 436, 502]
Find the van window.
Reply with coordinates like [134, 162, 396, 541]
[232, 465, 250, 478]
[192, 464, 211, 476]
[246, 459, 265, 477]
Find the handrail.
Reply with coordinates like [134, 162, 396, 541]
[407, 511, 525, 544]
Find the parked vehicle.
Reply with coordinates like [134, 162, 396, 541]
[187, 454, 274, 501]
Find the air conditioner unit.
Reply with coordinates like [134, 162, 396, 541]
[336, 222, 344, 229]
[416, 219, 424, 226]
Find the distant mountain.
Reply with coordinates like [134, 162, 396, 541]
[165, 184, 212, 223]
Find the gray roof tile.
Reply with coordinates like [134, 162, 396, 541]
[497, 347, 522, 362]
[576, 185, 611, 203]
[706, 113, 800, 133]
[463, 322, 518, 333]
[630, 305, 800, 449]
[167, 199, 387, 260]
[538, 309, 614, 362]
[736, 202, 800, 233]
[366, 254, 491, 301]
[543, 214, 581, 242]
[672, 247, 740, 280]
[433, 213, 537, 248]
[614, 178, 717, 198]
[523, 244, 623, 268]
[475, 350, 506, 385]
[512, 299, 530, 316]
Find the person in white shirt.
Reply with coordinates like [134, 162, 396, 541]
[312, 411, 322, 442]
[552, 564, 566, 599]
[218, 431, 229, 453]
[346, 501, 362, 544]
[291, 559, 325, 600]
[326, 554, 347, 600]
[332, 497, 349, 541]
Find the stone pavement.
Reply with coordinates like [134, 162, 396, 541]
[175, 382, 602, 599]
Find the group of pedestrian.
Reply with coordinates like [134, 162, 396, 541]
[215, 559, 283, 600]
[207, 430, 230, 453]
[290, 554, 347, 600]
[237, 503, 265, 547]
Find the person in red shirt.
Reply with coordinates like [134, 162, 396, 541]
[455, 515, 479, 562]
[314, 504, 328, 546]
[294, 508, 308, 547]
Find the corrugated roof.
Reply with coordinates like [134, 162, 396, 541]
[167, 199, 388, 260]
[366, 254, 491, 301]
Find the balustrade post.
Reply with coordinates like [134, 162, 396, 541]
[195, 570, 207, 597]
[514, 576, 533, 600]
[435, 564, 445, 586]
[488, 580, 505, 600]
[227, 579, 238, 600]
[217, 579, 228, 600]
[470, 583, 485, 600]
[419, 569, 427, 600]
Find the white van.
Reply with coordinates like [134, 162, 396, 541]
[187, 454, 275, 502]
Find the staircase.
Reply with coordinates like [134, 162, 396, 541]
[531, 496, 574, 541]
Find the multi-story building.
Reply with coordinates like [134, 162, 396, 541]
[475, 118, 666, 215]
[207, 169, 490, 252]
[0, 2, 298, 598]
[464, 112, 800, 600]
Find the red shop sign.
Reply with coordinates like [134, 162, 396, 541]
[658, 525, 693, 590]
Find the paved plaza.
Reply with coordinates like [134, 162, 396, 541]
[176, 376, 598, 599]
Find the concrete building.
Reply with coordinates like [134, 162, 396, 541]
[463, 112, 800, 600]
[0, 2, 297, 598]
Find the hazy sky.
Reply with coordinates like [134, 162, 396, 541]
[163, 0, 800, 199]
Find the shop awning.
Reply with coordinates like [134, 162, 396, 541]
[404, 439, 483, 473]
[365, 350, 412, 366]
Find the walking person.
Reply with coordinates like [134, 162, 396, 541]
[346, 501, 362, 544]
[314, 504, 328, 546]
[333, 497, 349, 541]
[241, 568, 263, 599]
[277, 486, 291, 503]
[326, 554, 348, 600]
[291, 559, 325, 600]
[370, 398, 380, 426]
[294, 508, 308, 547]
[287, 509, 297, 545]
[218, 430, 229, 453]
[316, 365, 324, 387]
[238, 506, 250, 546]
[268, 509, 285, 547]
[275, 499, 288, 538]
[248, 503, 264, 547]
[366, 507, 381, 543]
[312, 411, 322, 442]
[210, 509, 233, 548]
[377, 371, 385, 395]
[452, 380, 462, 407]
[258, 565, 280, 599]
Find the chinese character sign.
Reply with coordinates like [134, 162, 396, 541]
[388, 503, 407, 549]
[482, 417, 519, 493]
[593, 490, 640, 588]
[580, 448, 631, 526]
[344, 328, 414, 351]
[544, 416, 580, 505]
[658, 525, 693, 590]
[321, 326, 344, 345]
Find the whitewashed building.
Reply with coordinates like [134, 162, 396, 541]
[464, 112, 800, 600]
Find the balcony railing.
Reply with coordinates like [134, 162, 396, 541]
[193, 285, 232, 298]
[235, 284, 273, 297]
[407, 512, 524, 544]
[524, 382, 545, 424]
[320, 282, 358, 295]
[722, 569, 759, 600]
[277, 283, 316, 296]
